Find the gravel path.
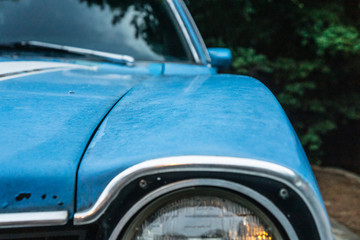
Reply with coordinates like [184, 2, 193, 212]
[313, 166, 360, 239]
[332, 218, 360, 240]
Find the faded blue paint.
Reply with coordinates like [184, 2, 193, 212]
[0, 58, 217, 215]
[163, 63, 215, 75]
[77, 74, 323, 212]
[0, 2, 324, 221]
[208, 48, 233, 70]
[0, 1, 329, 235]
[0, 61, 141, 214]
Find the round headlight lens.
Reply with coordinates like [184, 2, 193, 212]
[122, 188, 283, 240]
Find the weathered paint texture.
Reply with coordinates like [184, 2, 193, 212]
[0, 58, 213, 215]
[77, 74, 321, 211]
[0, 58, 321, 219]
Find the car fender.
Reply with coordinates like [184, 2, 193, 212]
[76, 74, 323, 213]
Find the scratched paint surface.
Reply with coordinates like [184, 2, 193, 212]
[0, 58, 321, 217]
[77, 74, 322, 211]
[0, 58, 214, 215]
[0, 59, 153, 214]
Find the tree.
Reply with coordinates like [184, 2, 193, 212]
[187, 0, 360, 171]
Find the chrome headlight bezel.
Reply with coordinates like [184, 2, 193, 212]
[121, 187, 284, 240]
[75, 157, 326, 240]
[109, 179, 296, 240]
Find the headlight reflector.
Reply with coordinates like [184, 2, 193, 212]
[122, 188, 283, 240]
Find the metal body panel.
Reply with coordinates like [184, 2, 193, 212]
[0, 1, 332, 237]
[0, 59, 154, 214]
[75, 156, 332, 239]
[77, 74, 322, 211]
[0, 58, 214, 215]
[163, 62, 215, 75]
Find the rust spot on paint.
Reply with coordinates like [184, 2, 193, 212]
[15, 193, 31, 201]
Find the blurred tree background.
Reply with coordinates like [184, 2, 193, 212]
[186, 0, 360, 173]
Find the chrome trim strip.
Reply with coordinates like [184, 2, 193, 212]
[0, 61, 97, 81]
[24, 41, 135, 66]
[0, 68, 79, 82]
[167, 0, 201, 64]
[0, 211, 68, 228]
[0, 61, 96, 79]
[178, 0, 212, 63]
[109, 179, 299, 240]
[74, 155, 333, 240]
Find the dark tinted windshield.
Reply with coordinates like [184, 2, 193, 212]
[0, 0, 193, 62]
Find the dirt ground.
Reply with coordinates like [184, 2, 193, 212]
[313, 166, 360, 236]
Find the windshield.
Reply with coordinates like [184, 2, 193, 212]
[0, 0, 193, 63]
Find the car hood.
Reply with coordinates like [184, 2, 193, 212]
[77, 74, 321, 212]
[0, 60, 153, 214]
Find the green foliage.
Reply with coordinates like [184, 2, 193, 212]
[232, 47, 272, 75]
[187, 0, 360, 167]
[319, 26, 360, 55]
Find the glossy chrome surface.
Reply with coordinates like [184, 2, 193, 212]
[167, 0, 201, 64]
[0, 211, 68, 228]
[108, 179, 298, 240]
[74, 155, 333, 240]
[24, 41, 135, 66]
[177, 0, 211, 64]
[0, 61, 96, 81]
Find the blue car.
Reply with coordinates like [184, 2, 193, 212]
[0, 0, 333, 239]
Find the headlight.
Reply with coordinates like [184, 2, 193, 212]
[122, 188, 283, 240]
